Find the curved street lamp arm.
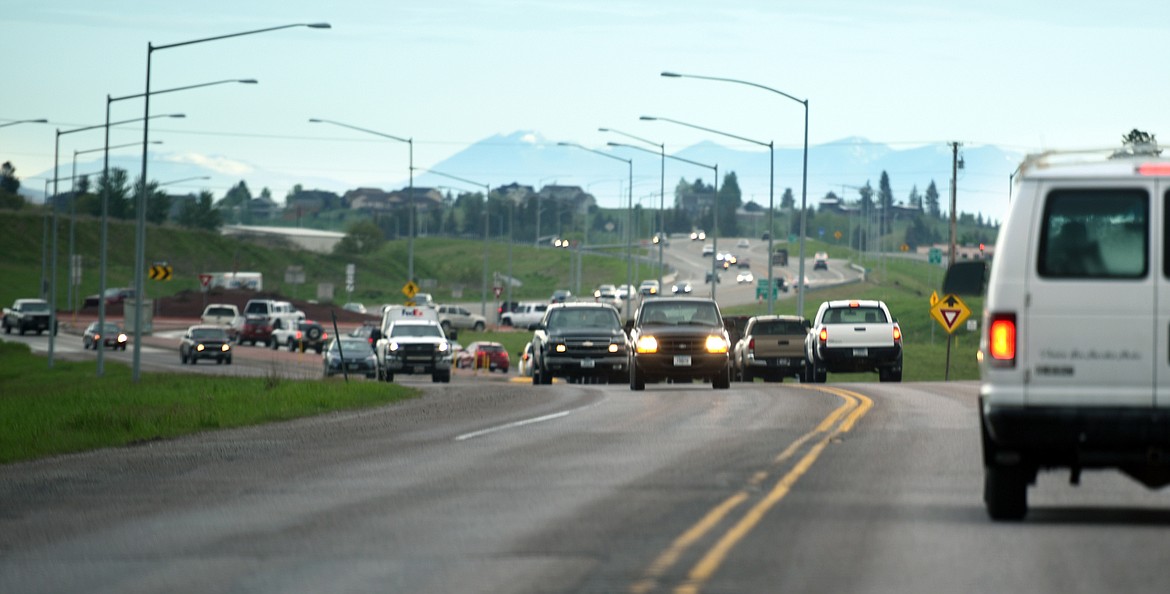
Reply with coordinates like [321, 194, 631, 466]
[641, 115, 770, 149]
[598, 127, 662, 150]
[152, 23, 331, 52]
[609, 142, 714, 172]
[661, 71, 807, 106]
[556, 142, 631, 166]
[308, 118, 410, 144]
[110, 79, 257, 104]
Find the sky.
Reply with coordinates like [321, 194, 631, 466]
[4, 0, 1169, 211]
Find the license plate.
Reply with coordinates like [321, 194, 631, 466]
[674, 355, 692, 366]
[852, 348, 868, 357]
[413, 365, 426, 373]
[581, 359, 595, 368]
[347, 363, 361, 370]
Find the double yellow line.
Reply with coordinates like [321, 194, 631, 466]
[630, 385, 873, 594]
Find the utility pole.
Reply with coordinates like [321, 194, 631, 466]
[945, 141, 962, 381]
[948, 141, 961, 266]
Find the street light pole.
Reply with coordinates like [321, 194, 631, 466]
[599, 127, 665, 292]
[71, 141, 161, 317]
[417, 168, 491, 318]
[50, 114, 183, 369]
[557, 142, 634, 318]
[661, 71, 809, 318]
[607, 142, 718, 300]
[99, 81, 250, 377]
[308, 118, 413, 281]
[133, 23, 329, 382]
[641, 115, 774, 312]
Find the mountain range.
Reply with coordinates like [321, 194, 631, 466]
[26, 131, 1023, 224]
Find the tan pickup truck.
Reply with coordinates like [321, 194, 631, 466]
[732, 315, 810, 382]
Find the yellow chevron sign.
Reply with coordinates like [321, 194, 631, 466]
[149, 263, 173, 281]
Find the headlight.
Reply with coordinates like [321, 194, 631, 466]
[705, 335, 729, 354]
[555, 344, 567, 353]
[438, 342, 450, 352]
[221, 344, 231, 352]
[117, 333, 128, 343]
[608, 343, 620, 353]
[389, 342, 401, 352]
[636, 335, 658, 353]
[196, 344, 206, 352]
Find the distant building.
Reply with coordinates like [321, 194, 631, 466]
[221, 224, 345, 254]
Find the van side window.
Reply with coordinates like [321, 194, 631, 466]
[1165, 191, 1170, 278]
[1037, 189, 1148, 279]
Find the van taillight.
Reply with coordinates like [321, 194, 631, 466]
[818, 328, 828, 342]
[988, 313, 1016, 367]
[1138, 163, 1170, 176]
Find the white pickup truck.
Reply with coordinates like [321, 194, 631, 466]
[200, 303, 243, 340]
[804, 299, 903, 382]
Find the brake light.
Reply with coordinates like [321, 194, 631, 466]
[1137, 163, 1170, 176]
[988, 313, 1017, 367]
[748, 337, 755, 350]
[818, 327, 828, 342]
[892, 325, 902, 343]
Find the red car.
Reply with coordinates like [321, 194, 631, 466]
[456, 341, 510, 373]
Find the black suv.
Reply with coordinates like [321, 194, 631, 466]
[628, 297, 732, 390]
[530, 303, 628, 385]
[179, 325, 233, 365]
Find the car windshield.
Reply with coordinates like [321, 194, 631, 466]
[190, 328, 228, 341]
[205, 307, 234, 317]
[21, 302, 50, 312]
[546, 308, 620, 331]
[822, 307, 887, 324]
[753, 320, 807, 334]
[332, 338, 372, 352]
[94, 323, 120, 333]
[640, 302, 720, 327]
[390, 324, 443, 338]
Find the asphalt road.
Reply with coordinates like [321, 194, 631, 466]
[5, 379, 1170, 593]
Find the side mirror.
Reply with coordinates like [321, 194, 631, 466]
[447, 329, 459, 341]
[370, 329, 383, 341]
[942, 261, 988, 296]
[527, 323, 541, 331]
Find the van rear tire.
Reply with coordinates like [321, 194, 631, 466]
[984, 465, 1029, 521]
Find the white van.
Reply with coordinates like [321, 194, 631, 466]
[976, 132, 1170, 520]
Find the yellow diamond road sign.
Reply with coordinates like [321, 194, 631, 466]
[929, 293, 971, 334]
[402, 280, 420, 299]
[148, 263, 173, 281]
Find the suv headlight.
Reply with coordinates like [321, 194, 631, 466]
[636, 335, 658, 353]
[555, 343, 567, 353]
[438, 342, 450, 352]
[389, 341, 401, 352]
[705, 335, 729, 353]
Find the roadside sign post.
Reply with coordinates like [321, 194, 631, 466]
[199, 273, 212, 308]
[929, 292, 971, 381]
[345, 263, 355, 302]
[402, 280, 420, 306]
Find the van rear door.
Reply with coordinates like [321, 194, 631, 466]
[1157, 183, 1170, 408]
[1025, 183, 1154, 408]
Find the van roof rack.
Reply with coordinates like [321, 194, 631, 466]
[1017, 129, 1163, 176]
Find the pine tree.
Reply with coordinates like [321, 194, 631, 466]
[925, 180, 941, 220]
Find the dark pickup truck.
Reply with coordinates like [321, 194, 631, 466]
[2, 299, 54, 335]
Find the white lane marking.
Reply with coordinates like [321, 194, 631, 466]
[454, 402, 600, 442]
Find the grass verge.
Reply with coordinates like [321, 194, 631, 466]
[0, 342, 418, 464]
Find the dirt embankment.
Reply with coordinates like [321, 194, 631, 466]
[79, 289, 381, 326]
